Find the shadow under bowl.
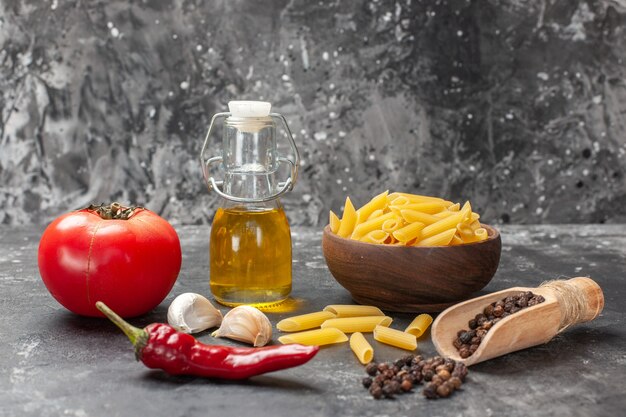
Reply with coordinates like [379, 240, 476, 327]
[321, 224, 502, 313]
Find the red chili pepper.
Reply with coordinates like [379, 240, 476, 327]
[96, 301, 319, 379]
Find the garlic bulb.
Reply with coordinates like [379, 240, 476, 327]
[167, 293, 223, 334]
[211, 305, 273, 347]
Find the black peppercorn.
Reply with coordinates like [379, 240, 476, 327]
[401, 354, 415, 365]
[437, 369, 451, 381]
[401, 379, 412, 392]
[411, 355, 423, 366]
[493, 305, 504, 317]
[382, 384, 396, 398]
[423, 369, 435, 381]
[459, 331, 473, 344]
[504, 302, 514, 312]
[443, 358, 456, 372]
[377, 362, 389, 372]
[459, 347, 471, 358]
[484, 304, 494, 316]
[423, 383, 439, 399]
[468, 319, 477, 329]
[449, 376, 462, 390]
[431, 374, 443, 385]
[365, 362, 378, 376]
[362, 377, 373, 388]
[369, 384, 383, 399]
[436, 383, 452, 398]
[452, 363, 468, 381]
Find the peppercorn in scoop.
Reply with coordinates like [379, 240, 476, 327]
[453, 291, 546, 358]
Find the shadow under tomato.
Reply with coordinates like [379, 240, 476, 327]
[43, 305, 169, 336]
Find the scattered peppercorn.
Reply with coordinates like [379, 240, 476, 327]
[360, 356, 469, 400]
[365, 362, 378, 376]
[452, 292, 546, 357]
[369, 384, 383, 399]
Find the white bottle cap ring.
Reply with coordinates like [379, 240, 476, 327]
[228, 101, 272, 118]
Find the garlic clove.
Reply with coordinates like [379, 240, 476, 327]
[167, 293, 223, 334]
[211, 305, 273, 347]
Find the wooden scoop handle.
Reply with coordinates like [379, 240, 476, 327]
[565, 277, 603, 323]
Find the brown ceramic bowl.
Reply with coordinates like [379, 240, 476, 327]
[321, 224, 501, 313]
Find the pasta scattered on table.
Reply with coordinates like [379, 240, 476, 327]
[350, 332, 374, 365]
[321, 316, 392, 333]
[277, 311, 336, 332]
[404, 314, 433, 338]
[277, 328, 348, 346]
[323, 305, 385, 318]
[373, 325, 418, 351]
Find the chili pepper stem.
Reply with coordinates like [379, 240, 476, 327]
[96, 301, 148, 348]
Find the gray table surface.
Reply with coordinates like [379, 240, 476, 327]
[1, 225, 625, 417]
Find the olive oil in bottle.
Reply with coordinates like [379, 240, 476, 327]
[210, 206, 292, 307]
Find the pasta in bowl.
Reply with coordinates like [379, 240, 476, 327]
[321, 192, 502, 312]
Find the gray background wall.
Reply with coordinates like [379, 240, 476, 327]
[1, 0, 625, 226]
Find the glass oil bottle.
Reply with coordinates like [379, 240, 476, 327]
[201, 101, 299, 307]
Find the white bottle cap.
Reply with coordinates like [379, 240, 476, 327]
[228, 101, 271, 118]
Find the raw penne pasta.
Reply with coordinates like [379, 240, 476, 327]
[381, 217, 403, 233]
[415, 228, 457, 246]
[388, 193, 448, 204]
[360, 230, 389, 244]
[392, 221, 425, 242]
[337, 196, 357, 238]
[420, 211, 464, 239]
[389, 202, 448, 214]
[432, 210, 456, 219]
[277, 311, 336, 332]
[351, 212, 395, 240]
[404, 314, 433, 338]
[323, 305, 385, 317]
[350, 332, 374, 364]
[321, 316, 392, 333]
[459, 201, 472, 221]
[355, 190, 389, 224]
[373, 325, 417, 351]
[277, 328, 348, 346]
[400, 209, 440, 225]
[329, 210, 341, 234]
[475, 227, 488, 241]
[456, 223, 475, 239]
[331, 191, 489, 247]
[451, 234, 464, 246]
[367, 209, 384, 221]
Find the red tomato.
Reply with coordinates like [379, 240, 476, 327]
[38, 204, 182, 317]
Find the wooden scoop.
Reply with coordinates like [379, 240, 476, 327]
[431, 277, 604, 366]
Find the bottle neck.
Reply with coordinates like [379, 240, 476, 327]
[222, 117, 278, 202]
